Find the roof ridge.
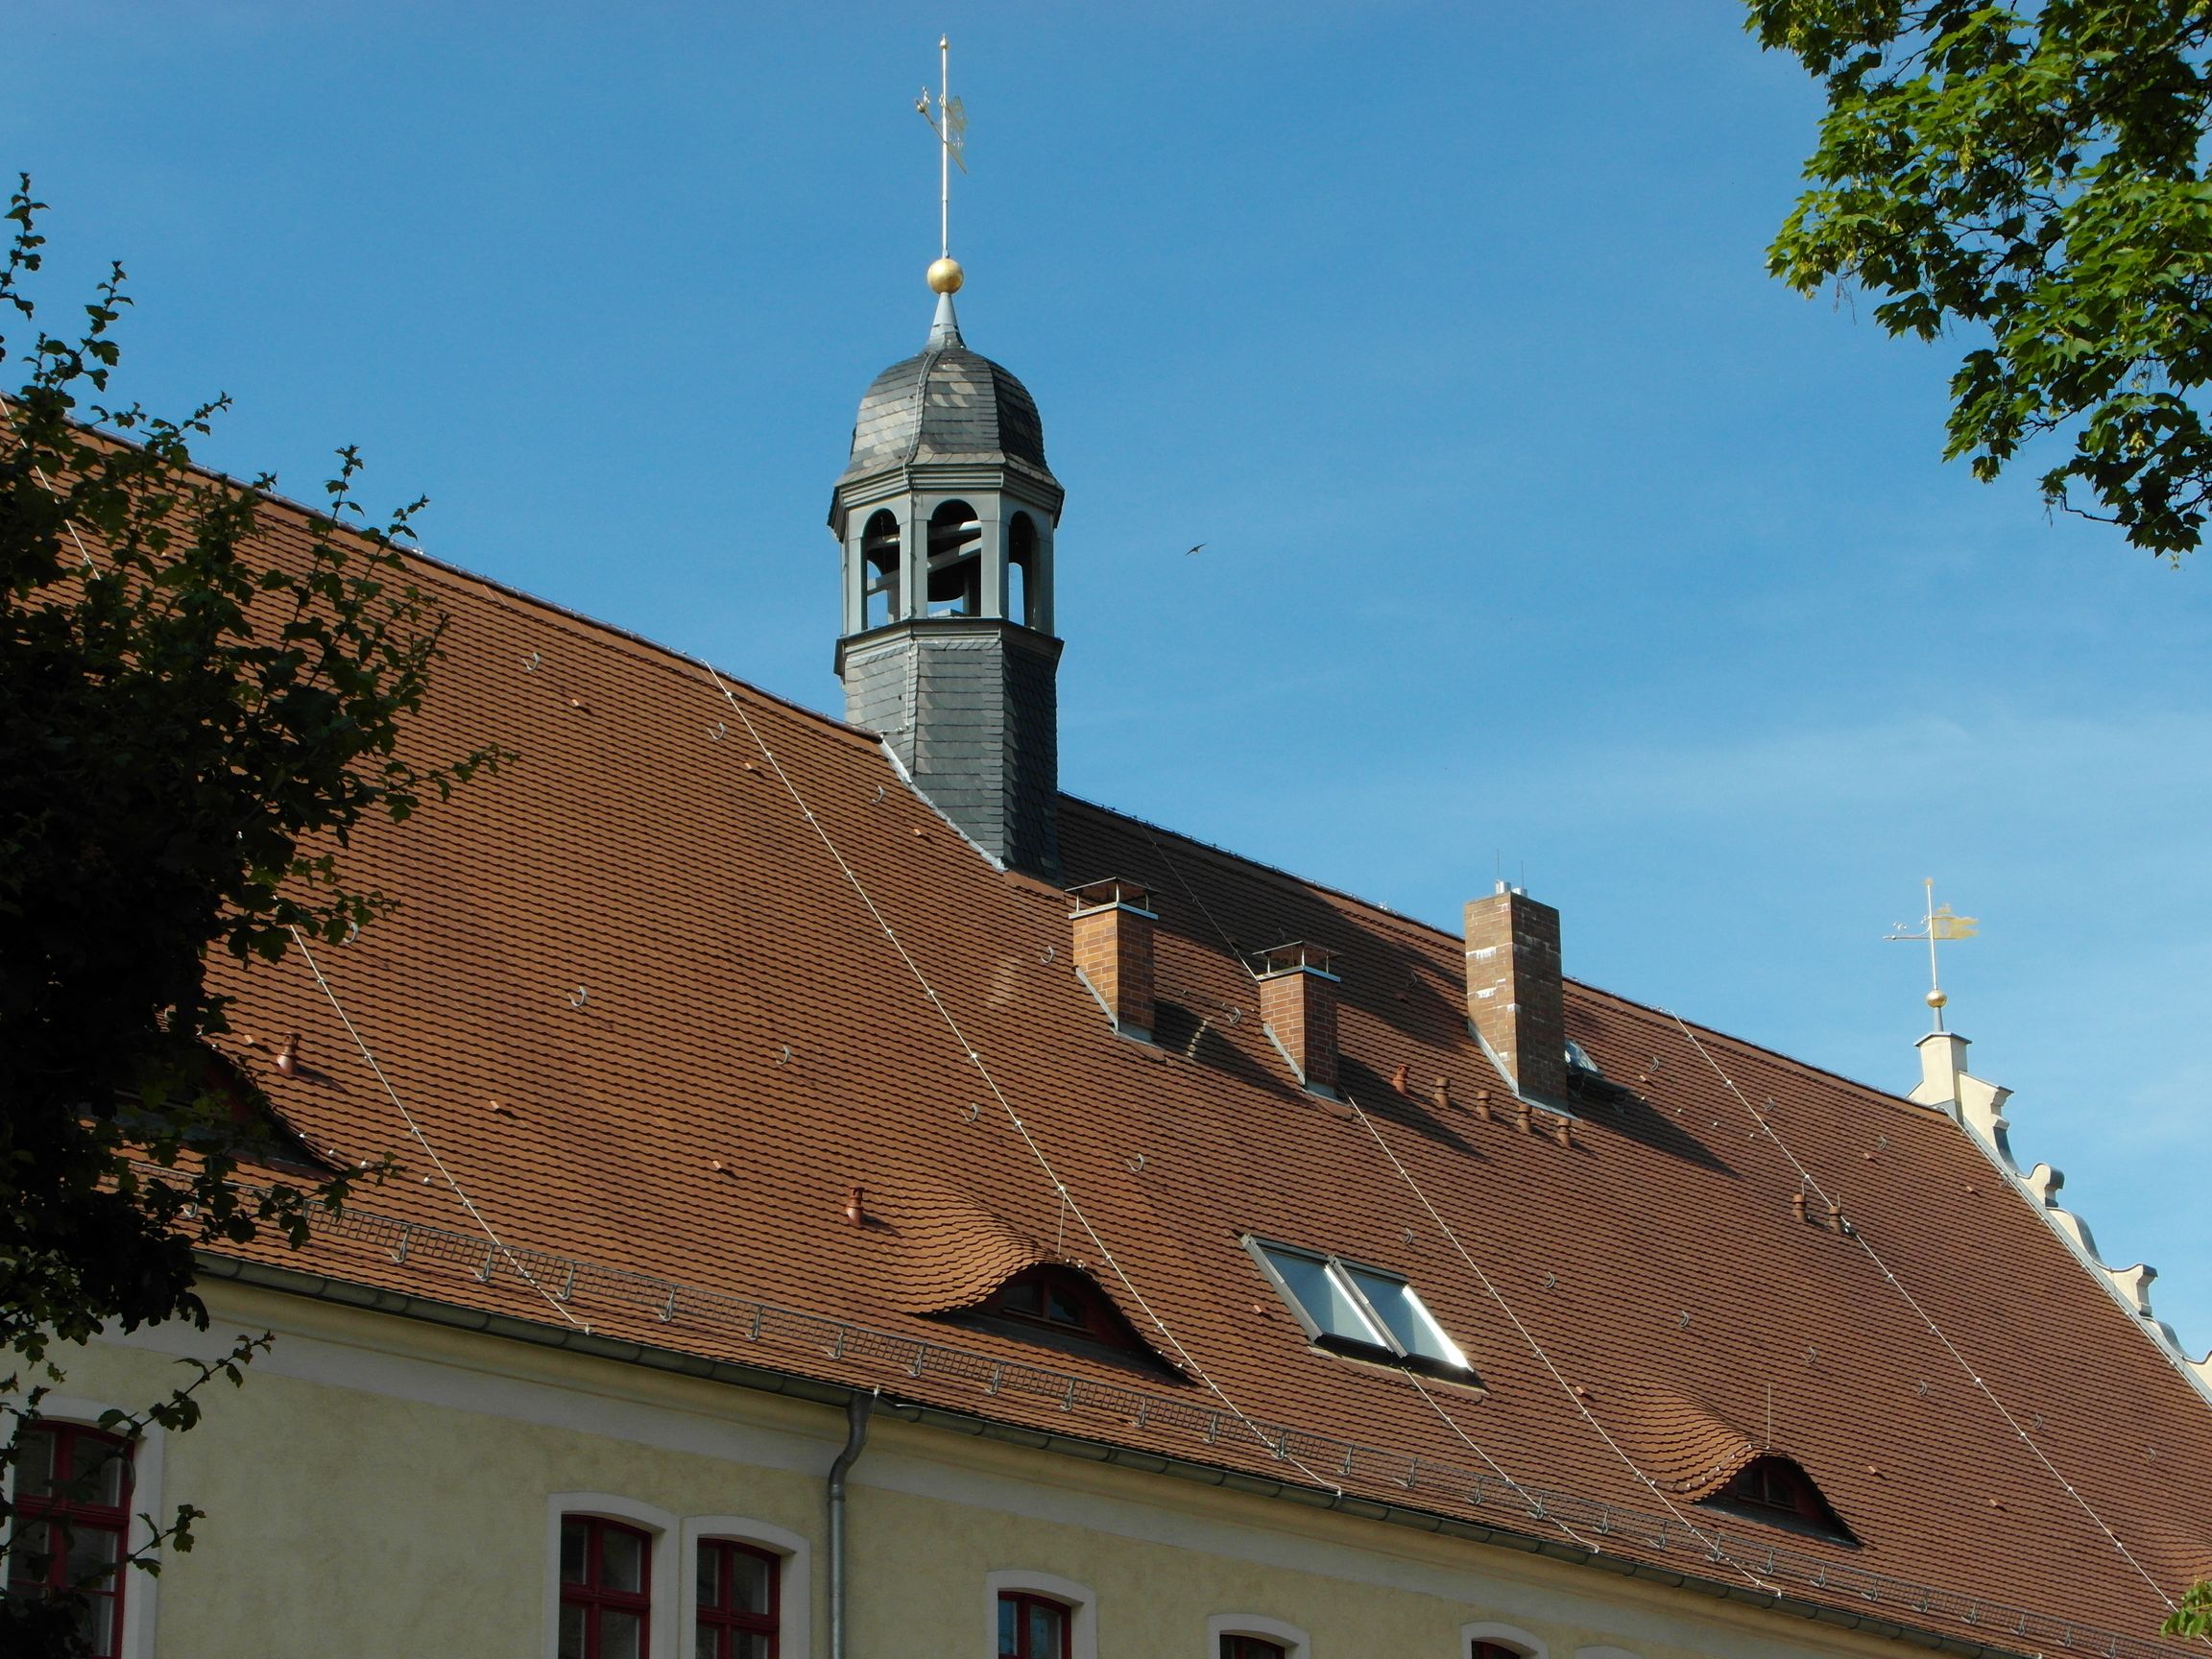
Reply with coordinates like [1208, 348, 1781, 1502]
[1060, 792, 1435, 934]
[1062, 794, 1922, 1115]
[40, 410, 885, 753]
[1566, 979, 1925, 1115]
[902, 343, 944, 467]
[392, 541, 882, 748]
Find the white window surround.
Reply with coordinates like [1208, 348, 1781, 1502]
[680, 1514, 811, 1659]
[985, 1568, 1098, 1659]
[1461, 1622, 1547, 1658]
[1, 1394, 169, 1659]
[1207, 1611, 1310, 1656]
[545, 1491, 681, 1659]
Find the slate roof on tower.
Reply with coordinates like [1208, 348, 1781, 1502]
[180, 467, 2212, 1659]
[836, 297, 1052, 486]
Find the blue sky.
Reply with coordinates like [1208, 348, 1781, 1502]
[10, 2, 2208, 1356]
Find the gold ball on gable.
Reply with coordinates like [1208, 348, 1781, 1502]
[927, 256, 966, 295]
[1926, 988, 1948, 1009]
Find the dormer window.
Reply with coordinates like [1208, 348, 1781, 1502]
[1243, 1237, 1476, 1382]
[971, 1264, 1158, 1364]
[1700, 1455, 1854, 1540]
[926, 499, 983, 616]
[987, 1265, 1118, 1338]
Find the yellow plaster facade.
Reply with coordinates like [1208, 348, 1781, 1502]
[57, 1283, 1921, 1659]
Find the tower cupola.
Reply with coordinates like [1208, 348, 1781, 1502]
[830, 268, 1067, 878]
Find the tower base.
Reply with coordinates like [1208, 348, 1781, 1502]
[836, 617, 1064, 880]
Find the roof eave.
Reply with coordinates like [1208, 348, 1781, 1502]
[829, 457, 1066, 535]
[194, 1251, 2056, 1659]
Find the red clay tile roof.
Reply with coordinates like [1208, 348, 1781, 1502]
[865, 1182, 1051, 1315]
[184, 487, 2212, 1657]
[1603, 1382, 1767, 1501]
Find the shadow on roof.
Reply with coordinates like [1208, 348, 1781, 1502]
[1586, 1089, 1739, 1176]
[1334, 1052, 1483, 1157]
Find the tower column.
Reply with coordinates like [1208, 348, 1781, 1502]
[978, 501, 1007, 620]
[1030, 519, 1056, 637]
[841, 520, 867, 635]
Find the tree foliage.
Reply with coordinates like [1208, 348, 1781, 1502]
[0, 176, 493, 1653]
[2166, 1578, 2212, 1635]
[1753, 1, 2212, 554]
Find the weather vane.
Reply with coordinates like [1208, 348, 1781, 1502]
[1885, 878, 1978, 1029]
[916, 35, 968, 295]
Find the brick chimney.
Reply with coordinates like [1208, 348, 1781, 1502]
[1069, 878, 1156, 1042]
[1464, 884, 1567, 1106]
[1257, 942, 1338, 1095]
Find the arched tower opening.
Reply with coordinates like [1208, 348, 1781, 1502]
[861, 509, 902, 629]
[926, 499, 983, 617]
[1008, 511, 1038, 630]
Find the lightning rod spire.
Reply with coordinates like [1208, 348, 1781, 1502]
[916, 35, 968, 304]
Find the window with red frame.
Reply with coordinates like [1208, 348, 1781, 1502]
[696, 1537, 779, 1658]
[559, 1515, 652, 1659]
[997, 1590, 1070, 1659]
[1221, 1636, 1288, 1659]
[984, 1266, 1127, 1347]
[6, 1422, 132, 1658]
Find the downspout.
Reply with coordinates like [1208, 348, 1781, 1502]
[827, 1389, 876, 1659]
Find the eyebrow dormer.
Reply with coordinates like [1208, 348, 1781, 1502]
[873, 1184, 1175, 1372]
[967, 1262, 1167, 1370]
[1698, 1455, 1855, 1542]
[982, 1265, 1130, 1344]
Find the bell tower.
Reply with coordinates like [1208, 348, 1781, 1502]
[830, 260, 1067, 879]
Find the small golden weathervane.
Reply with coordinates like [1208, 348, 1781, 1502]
[1885, 878, 1979, 1028]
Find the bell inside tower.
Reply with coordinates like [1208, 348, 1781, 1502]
[862, 509, 902, 628]
[926, 500, 983, 617]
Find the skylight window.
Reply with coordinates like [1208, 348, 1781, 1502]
[1255, 1243, 1390, 1346]
[1337, 1263, 1469, 1369]
[1244, 1238, 1474, 1380]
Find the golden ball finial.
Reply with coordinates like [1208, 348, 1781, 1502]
[927, 256, 965, 295]
[1925, 988, 1948, 1009]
